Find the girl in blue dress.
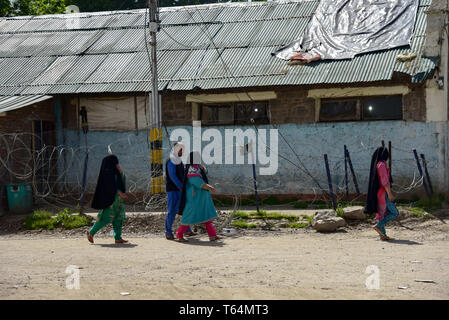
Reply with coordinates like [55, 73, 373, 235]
[176, 151, 221, 242]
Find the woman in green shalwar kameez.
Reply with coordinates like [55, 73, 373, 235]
[87, 155, 128, 244]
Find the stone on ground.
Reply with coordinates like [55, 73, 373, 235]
[343, 206, 366, 220]
[312, 211, 346, 232]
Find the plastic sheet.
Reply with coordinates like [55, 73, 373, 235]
[274, 0, 419, 62]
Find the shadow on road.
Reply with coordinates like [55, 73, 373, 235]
[387, 239, 422, 245]
[177, 238, 226, 247]
[96, 243, 138, 248]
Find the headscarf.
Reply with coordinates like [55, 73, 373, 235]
[91, 155, 126, 210]
[178, 151, 208, 215]
[365, 147, 390, 214]
[169, 142, 185, 165]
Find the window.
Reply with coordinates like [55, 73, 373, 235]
[201, 104, 233, 126]
[320, 99, 359, 122]
[362, 96, 402, 120]
[200, 102, 269, 126]
[319, 95, 402, 122]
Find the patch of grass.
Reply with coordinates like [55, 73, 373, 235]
[288, 222, 309, 228]
[235, 211, 250, 219]
[335, 205, 345, 218]
[231, 220, 257, 229]
[263, 212, 299, 222]
[401, 206, 435, 220]
[244, 211, 300, 222]
[292, 201, 309, 209]
[24, 208, 90, 230]
[301, 214, 314, 225]
[25, 210, 57, 230]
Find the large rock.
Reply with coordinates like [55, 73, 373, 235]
[312, 211, 346, 232]
[343, 206, 366, 220]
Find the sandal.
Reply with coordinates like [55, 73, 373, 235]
[115, 239, 129, 244]
[176, 237, 188, 243]
[209, 236, 223, 242]
[380, 235, 394, 241]
[373, 226, 385, 237]
[86, 231, 94, 243]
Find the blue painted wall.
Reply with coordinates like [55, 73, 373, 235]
[62, 120, 444, 196]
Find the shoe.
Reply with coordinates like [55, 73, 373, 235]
[176, 236, 188, 243]
[115, 239, 129, 244]
[166, 235, 175, 240]
[185, 231, 197, 237]
[209, 236, 223, 242]
[86, 231, 94, 243]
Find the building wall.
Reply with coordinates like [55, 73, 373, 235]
[59, 82, 442, 197]
[0, 99, 55, 183]
[0, 99, 56, 211]
[161, 84, 427, 125]
[62, 120, 442, 196]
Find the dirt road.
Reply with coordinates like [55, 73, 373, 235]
[1, 217, 448, 300]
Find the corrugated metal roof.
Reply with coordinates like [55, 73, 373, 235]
[0, 0, 437, 95]
[0, 95, 52, 113]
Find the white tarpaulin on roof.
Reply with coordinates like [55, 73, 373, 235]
[80, 96, 150, 131]
[0, 95, 53, 114]
[274, 0, 420, 62]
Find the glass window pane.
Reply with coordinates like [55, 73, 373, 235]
[235, 102, 269, 125]
[320, 100, 358, 122]
[201, 104, 233, 125]
[362, 96, 402, 120]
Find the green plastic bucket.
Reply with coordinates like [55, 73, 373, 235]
[6, 183, 33, 214]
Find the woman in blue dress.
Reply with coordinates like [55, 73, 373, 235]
[176, 151, 222, 242]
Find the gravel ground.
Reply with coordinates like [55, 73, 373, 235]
[1, 208, 448, 300]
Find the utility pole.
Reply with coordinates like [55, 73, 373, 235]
[148, 0, 163, 194]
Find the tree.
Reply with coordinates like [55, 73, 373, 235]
[0, 0, 12, 17]
[11, 0, 66, 16]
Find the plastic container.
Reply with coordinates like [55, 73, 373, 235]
[6, 183, 33, 214]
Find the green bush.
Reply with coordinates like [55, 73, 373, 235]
[24, 209, 90, 230]
[25, 211, 57, 230]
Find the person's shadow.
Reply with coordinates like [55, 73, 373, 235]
[387, 239, 422, 245]
[96, 243, 138, 248]
[179, 238, 226, 247]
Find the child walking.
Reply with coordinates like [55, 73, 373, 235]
[87, 154, 128, 244]
[365, 147, 399, 241]
[176, 151, 222, 242]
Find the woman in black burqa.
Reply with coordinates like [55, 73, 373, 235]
[365, 147, 398, 241]
[87, 155, 128, 244]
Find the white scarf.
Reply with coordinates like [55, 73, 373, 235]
[169, 142, 184, 165]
